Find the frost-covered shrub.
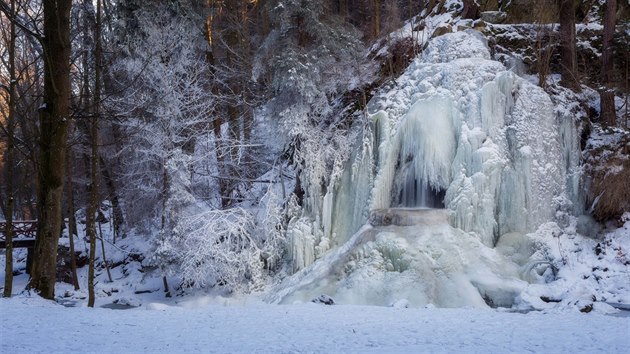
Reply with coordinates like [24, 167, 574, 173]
[178, 208, 258, 292]
[175, 201, 287, 293]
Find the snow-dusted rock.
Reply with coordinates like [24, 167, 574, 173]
[480, 11, 507, 24]
[312, 294, 335, 305]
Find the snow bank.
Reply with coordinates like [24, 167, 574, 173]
[516, 214, 630, 312]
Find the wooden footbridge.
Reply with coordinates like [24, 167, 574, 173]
[0, 220, 37, 273]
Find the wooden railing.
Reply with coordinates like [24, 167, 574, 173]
[0, 220, 37, 274]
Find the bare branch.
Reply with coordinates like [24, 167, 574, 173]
[0, 0, 42, 42]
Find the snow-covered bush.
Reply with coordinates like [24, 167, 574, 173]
[160, 184, 290, 293]
[177, 208, 261, 293]
[255, 186, 288, 273]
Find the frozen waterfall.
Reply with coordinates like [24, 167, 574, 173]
[278, 30, 581, 308]
[369, 31, 567, 246]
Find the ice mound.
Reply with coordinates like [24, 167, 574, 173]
[275, 209, 526, 307]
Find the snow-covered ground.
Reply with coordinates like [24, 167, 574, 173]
[2, 7, 629, 354]
[1, 295, 628, 354]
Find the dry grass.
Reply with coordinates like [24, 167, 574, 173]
[588, 141, 630, 222]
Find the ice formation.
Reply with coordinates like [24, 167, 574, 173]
[275, 209, 526, 308]
[369, 31, 570, 246]
[278, 30, 584, 308]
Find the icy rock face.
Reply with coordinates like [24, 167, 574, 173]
[370, 30, 566, 246]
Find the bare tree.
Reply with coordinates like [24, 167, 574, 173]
[87, 0, 102, 308]
[533, 1, 557, 89]
[28, 0, 72, 300]
[600, 0, 617, 126]
[0, 0, 43, 228]
[2, 0, 16, 298]
[558, 0, 580, 91]
[206, 0, 264, 208]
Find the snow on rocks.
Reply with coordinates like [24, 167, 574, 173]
[516, 215, 630, 313]
[311, 294, 335, 305]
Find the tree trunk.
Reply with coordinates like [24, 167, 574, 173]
[372, 0, 381, 38]
[212, 118, 230, 208]
[462, 0, 480, 19]
[3, 0, 17, 298]
[87, 206, 96, 307]
[600, 89, 616, 126]
[626, 48, 629, 126]
[601, 0, 616, 84]
[65, 147, 80, 290]
[160, 166, 171, 298]
[98, 222, 112, 283]
[226, 17, 240, 199]
[558, 0, 579, 90]
[343, 0, 349, 18]
[28, 0, 73, 300]
[600, 0, 617, 126]
[99, 155, 124, 241]
[239, 4, 255, 181]
[87, 0, 103, 308]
